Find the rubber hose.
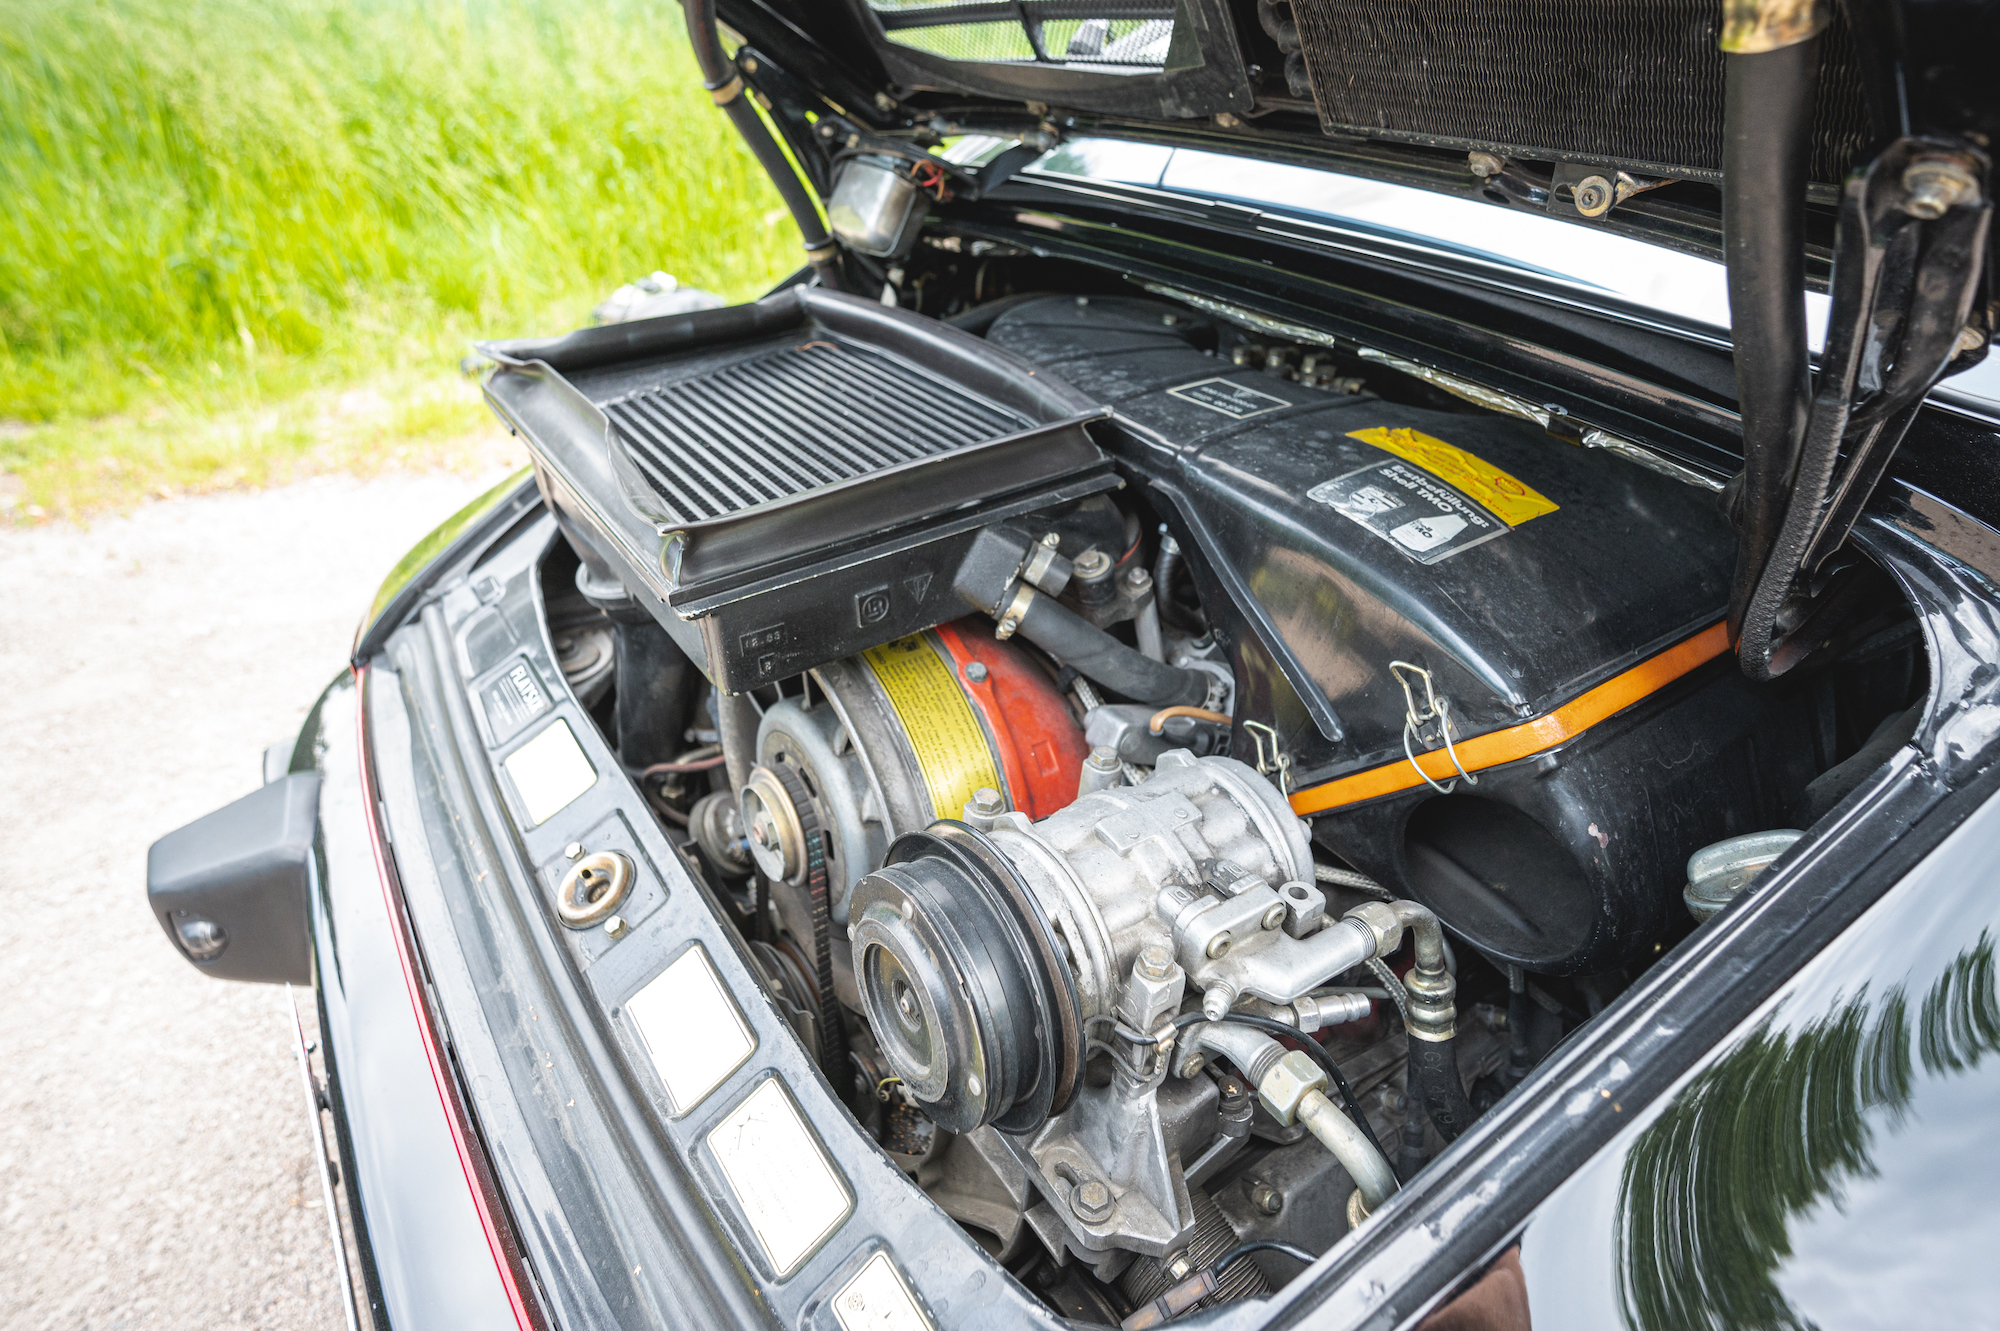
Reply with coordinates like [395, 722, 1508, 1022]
[684, 0, 842, 290]
[1720, 37, 1820, 647]
[1408, 1034, 1478, 1143]
[1016, 592, 1209, 707]
[1152, 529, 1183, 630]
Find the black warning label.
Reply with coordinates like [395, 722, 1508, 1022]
[1307, 459, 1508, 565]
[1166, 376, 1291, 419]
[481, 656, 551, 742]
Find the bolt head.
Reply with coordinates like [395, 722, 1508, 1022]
[1071, 1177, 1114, 1221]
[1074, 549, 1112, 579]
[563, 842, 584, 860]
[604, 915, 628, 939]
[964, 660, 989, 684]
[1573, 175, 1613, 217]
[1252, 1183, 1284, 1215]
[1175, 1050, 1207, 1079]
[968, 787, 1004, 817]
[1121, 566, 1151, 591]
[1205, 931, 1233, 959]
[1164, 1251, 1194, 1280]
[1467, 150, 1505, 178]
[1137, 942, 1175, 979]
[1040, 531, 1062, 548]
[1087, 744, 1121, 771]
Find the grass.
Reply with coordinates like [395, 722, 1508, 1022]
[0, 0, 802, 519]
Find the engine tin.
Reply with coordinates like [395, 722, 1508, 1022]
[986, 297, 1818, 973]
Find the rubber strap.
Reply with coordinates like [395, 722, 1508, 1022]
[777, 762, 849, 1090]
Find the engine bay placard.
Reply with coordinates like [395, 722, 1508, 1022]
[1309, 427, 1558, 564]
[862, 634, 1003, 821]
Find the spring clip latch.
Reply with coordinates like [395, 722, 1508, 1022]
[1389, 661, 1477, 795]
[1242, 720, 1292, 795]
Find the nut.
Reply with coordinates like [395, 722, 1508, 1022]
[1903, 159, 1980, 220]
[1073, 549, 1113, 583]
[1573, 175, 1614, 217]
[1070, 1177, 1114, 1222]
[1137, 943, 1175, 980]
[1257, 1049, 1329, 1126]
[1251, 1183, 1284, 1216]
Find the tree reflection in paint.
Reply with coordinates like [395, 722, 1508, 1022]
[1615, 932, 2000, 1331]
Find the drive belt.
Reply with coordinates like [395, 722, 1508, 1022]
[773, 761, 849, 1093]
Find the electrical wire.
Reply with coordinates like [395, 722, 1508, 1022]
[1173, 1011, 1394, 1170]
[1210, 1240, 1316, 1276]
[638, 747, 728, 777]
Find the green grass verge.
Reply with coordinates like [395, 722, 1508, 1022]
[1, 0, 800, 518]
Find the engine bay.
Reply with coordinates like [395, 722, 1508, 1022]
[501, 268, 1928, 1324]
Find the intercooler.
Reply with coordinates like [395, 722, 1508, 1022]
[1287, 0, 1876, 184]
[478, 287, 1116, 691]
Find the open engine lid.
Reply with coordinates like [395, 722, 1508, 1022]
[730, 0, 1999, 195]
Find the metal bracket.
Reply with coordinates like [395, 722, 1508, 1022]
[1736, 136, 1992, 679]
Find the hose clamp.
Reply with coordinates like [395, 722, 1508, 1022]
[995, 582, 1037, 640]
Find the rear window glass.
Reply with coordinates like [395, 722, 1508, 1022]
[865, 3, 1174, 70]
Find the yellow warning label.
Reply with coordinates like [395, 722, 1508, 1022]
[862, 635, 1002, 821]
[1347, 427, 1558, 527]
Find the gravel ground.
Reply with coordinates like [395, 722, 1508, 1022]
[0, 466, 520, 1330]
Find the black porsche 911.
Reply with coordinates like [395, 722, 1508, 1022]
[145, 0, 2000, 1327]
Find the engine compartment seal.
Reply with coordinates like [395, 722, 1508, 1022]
[1288, 621, 1731, 814]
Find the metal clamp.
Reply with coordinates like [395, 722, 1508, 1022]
[1389, 661, 1477, 795]
[1241, 720, 1292, 795]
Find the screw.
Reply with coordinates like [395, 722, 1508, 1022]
[1041, 531, 1062, 548]
[604, 915, 628, 939]
[563, 843, 584, 860]
[1205, 931, 1233, 959]
[1957, 325, 1987, 357]
[1903, 159, 1979, 220]
[1252, 1183, 1284, 1216]
[964, 660, 989, 684]
[1137, 943, 1175, 979]
[1467, 150, 1504, 178]
[968, 787, 1004, 818]
[1071, 1178, 1114, 1222]
[1573, 175, 1613, 217]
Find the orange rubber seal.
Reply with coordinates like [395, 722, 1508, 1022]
[1288, 621, 1731, 816]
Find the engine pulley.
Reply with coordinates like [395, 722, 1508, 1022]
[848, 825, 1083, 1134]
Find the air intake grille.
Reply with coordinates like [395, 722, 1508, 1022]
[602, 341, 1029, 526]
[1289, 0, 1873, 184]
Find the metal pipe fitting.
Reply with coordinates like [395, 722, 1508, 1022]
[1297, 1090, 1398, 1210]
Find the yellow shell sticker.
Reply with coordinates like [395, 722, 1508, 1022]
[861, 635, 1001, 821]
[1347, 427, 1558, 528]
